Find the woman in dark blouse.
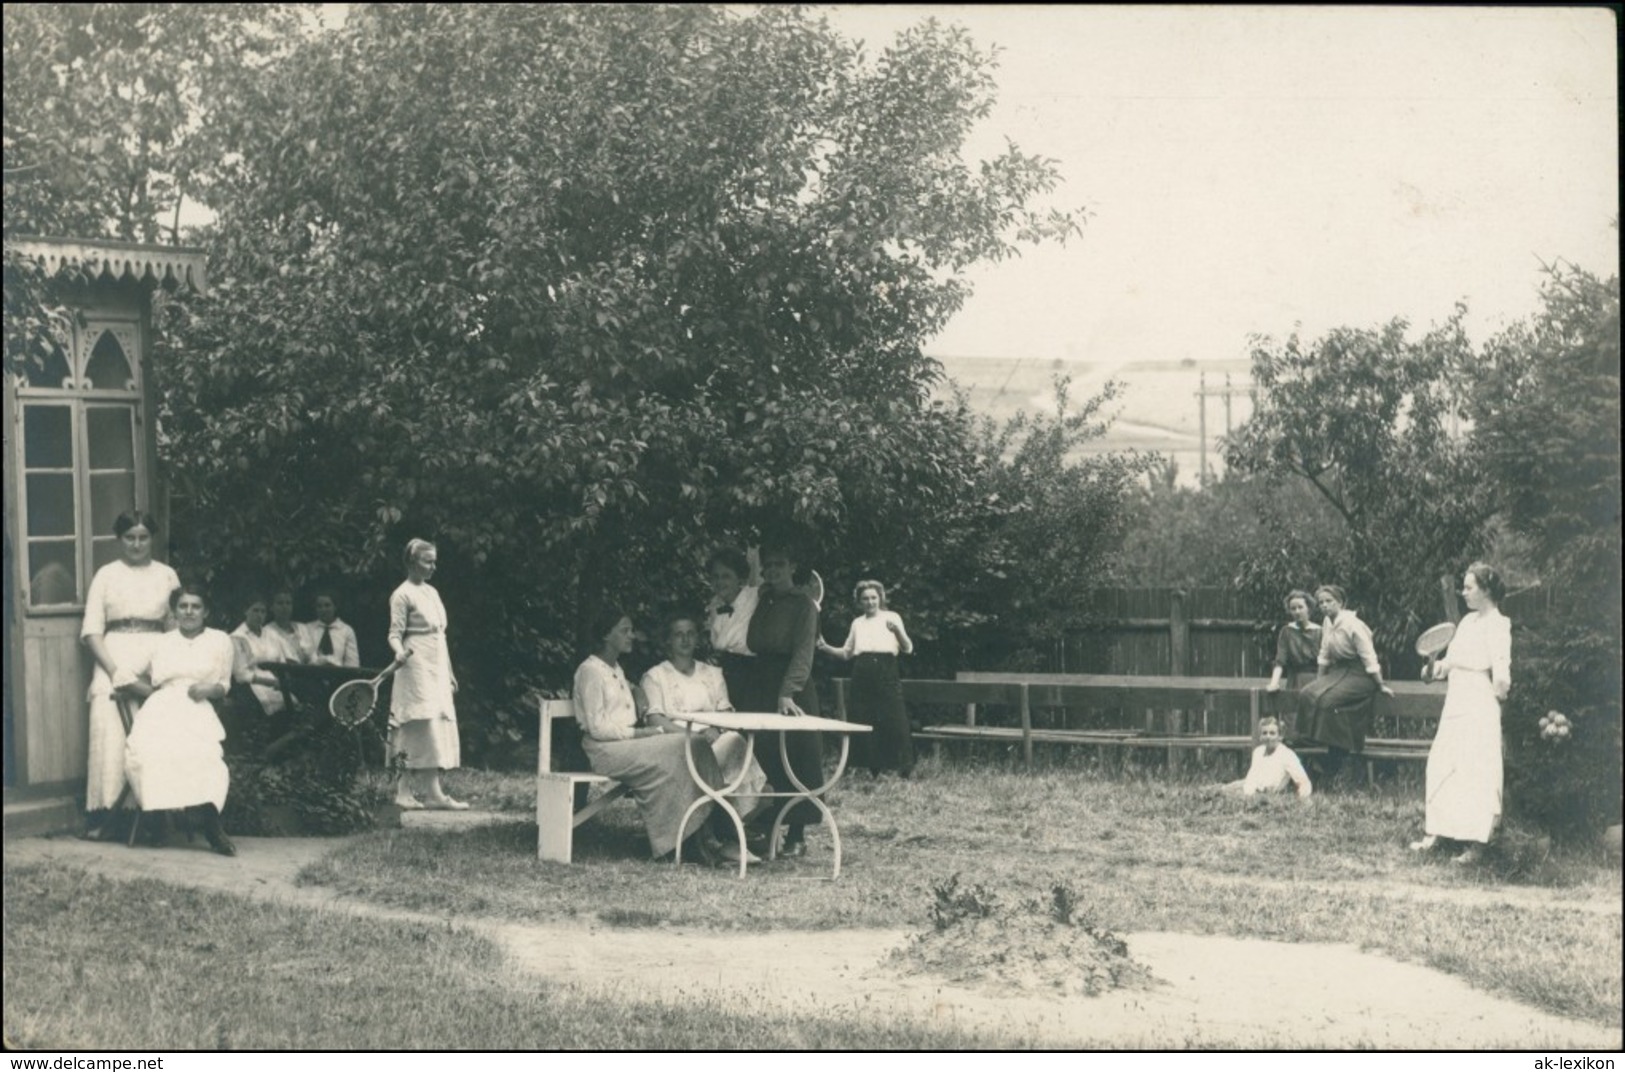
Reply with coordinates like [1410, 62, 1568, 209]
[737, 541, 826, 858]
[1265, 589, 1321, 731]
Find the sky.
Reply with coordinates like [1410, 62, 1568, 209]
[815, 5, 1620, 365]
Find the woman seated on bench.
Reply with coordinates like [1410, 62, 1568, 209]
[1295, 584, 1394, 788]
[641, 612, 768, 820]
[573, 607, 752, 865]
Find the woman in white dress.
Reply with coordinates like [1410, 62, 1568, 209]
[122, 583, 237, 856]
[230, 595, 302, 716]
[1411, 562, 1512, 865]
[387, 539, 466, 810]
[641, 613, 769, 820]
[81, 511, 181, 828]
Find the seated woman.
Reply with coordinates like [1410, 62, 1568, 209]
[230, 594, 299, 718]
[573, 608, 748, 865]
[123, 583, 237, 856]
[1295, 584, 1394, 787]
[640, 612, 769, 821]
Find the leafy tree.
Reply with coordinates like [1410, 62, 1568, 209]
[818, 379, 1154, 675]
[1469, 262, 1621, 838]
[3, 4, 305, 378]
[1223, 309, 1493, 663]
[156, 5, 1088, 752]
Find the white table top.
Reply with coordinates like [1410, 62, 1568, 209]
[676, 711, 870, 733]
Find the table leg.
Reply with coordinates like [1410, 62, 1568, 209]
[675, 726, 753, 878]
[772, 731, 853, 879]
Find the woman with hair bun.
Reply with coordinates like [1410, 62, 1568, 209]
[1411, 562, 1512, 865]
[386, 538, 466, 810]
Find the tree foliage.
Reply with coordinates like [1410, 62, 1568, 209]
[3, 4, 306, 377]
[1471, 262, 1622, 837]
[1223, 310, 1493, 659]
[149, 5, 1095, 750]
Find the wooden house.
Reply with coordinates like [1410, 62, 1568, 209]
[3, 236, 206, 828]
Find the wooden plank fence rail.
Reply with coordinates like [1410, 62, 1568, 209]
[834, 673, 1447, 776]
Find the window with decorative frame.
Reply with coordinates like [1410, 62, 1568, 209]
[13, 320, 147, 611]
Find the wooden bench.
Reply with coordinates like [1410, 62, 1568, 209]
[536, 698, 629, 863]
[834, 674, 1443, 774]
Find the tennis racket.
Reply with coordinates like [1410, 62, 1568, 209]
[1415, 622, 1456, 681]
[801, 569, 824, 611]
[328, 651, 412, 728]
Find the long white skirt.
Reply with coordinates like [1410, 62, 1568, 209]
[1424, 670, 1503, 843]
[86, 632, 167, 810]
[710, 731, 769, 819]
[124, 686, 230, 812]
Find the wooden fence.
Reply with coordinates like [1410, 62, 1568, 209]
[1055, 588, 1267, 678]
[1046, 583, 1554, 679]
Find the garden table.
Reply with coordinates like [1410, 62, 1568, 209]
[672, 711, 870, 879]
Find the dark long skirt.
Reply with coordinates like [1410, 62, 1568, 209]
[718, 653, 826, 826]
[852, 653, 914, 775]
[1296, 661, 1378, 753]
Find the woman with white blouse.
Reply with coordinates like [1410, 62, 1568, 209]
[230, 595, 302, 717]
[387, 539, 466, 810]
[573, 607, 740, 864]
[819, 579, 916, 777]
[1295, 584, 1394, 788]
[1411, 562, 1513, 865]
[122, 583, 237, 856]
[641, 613, 769, 821]
[81, 510, 181, 828]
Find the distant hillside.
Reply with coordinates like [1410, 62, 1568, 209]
[932, 354, 1256, 483]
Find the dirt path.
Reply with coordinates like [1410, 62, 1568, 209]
[7, 833, 1620, 1050]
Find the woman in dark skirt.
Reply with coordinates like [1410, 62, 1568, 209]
[819, 579, 915, 777]
[1296, 584, 1394, 785]
[1264, 589, 1322, 735]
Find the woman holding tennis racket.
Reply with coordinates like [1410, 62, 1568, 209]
[1295, 584, 1393, 788]
[1411, 562, 1511, 865]
[386, 538, 467, 810]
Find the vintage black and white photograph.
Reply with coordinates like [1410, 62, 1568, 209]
[3, 3, 1620, 1055]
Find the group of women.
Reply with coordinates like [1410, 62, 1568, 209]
[573, 544, 918, 865]
[1267, 567, 1512, 863]
[81, 519, 469, 854]
[80, 504, 1511, 868]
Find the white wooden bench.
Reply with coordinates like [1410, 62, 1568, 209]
[536, 698, 629, 863]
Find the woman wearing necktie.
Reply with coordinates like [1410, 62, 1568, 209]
[303, 592, 359, 668]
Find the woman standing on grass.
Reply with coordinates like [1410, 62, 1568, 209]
[574, 608, 743, 864]
[81, 510, 181, 830]
[1411, 562, 1511, 865]
[818, 579, 916, 777]
[387, 539, 467, 811]
[122, 583, 237, 856]
[1295, 584, 1393, 787]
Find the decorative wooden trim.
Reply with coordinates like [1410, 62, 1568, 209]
[10, 236, 208, 295]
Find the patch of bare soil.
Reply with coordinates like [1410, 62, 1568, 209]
[886, 876, 1155, 998]
[8, 834, 1622, 1050]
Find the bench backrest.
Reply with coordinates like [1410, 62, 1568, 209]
[538, 697, 576, 775]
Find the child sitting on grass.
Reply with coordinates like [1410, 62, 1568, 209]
[1225, 715, 1313, 799]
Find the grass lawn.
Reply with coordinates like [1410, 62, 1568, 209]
[308, 759, 1625, 1028]
[2, 862, 1022, 1050]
